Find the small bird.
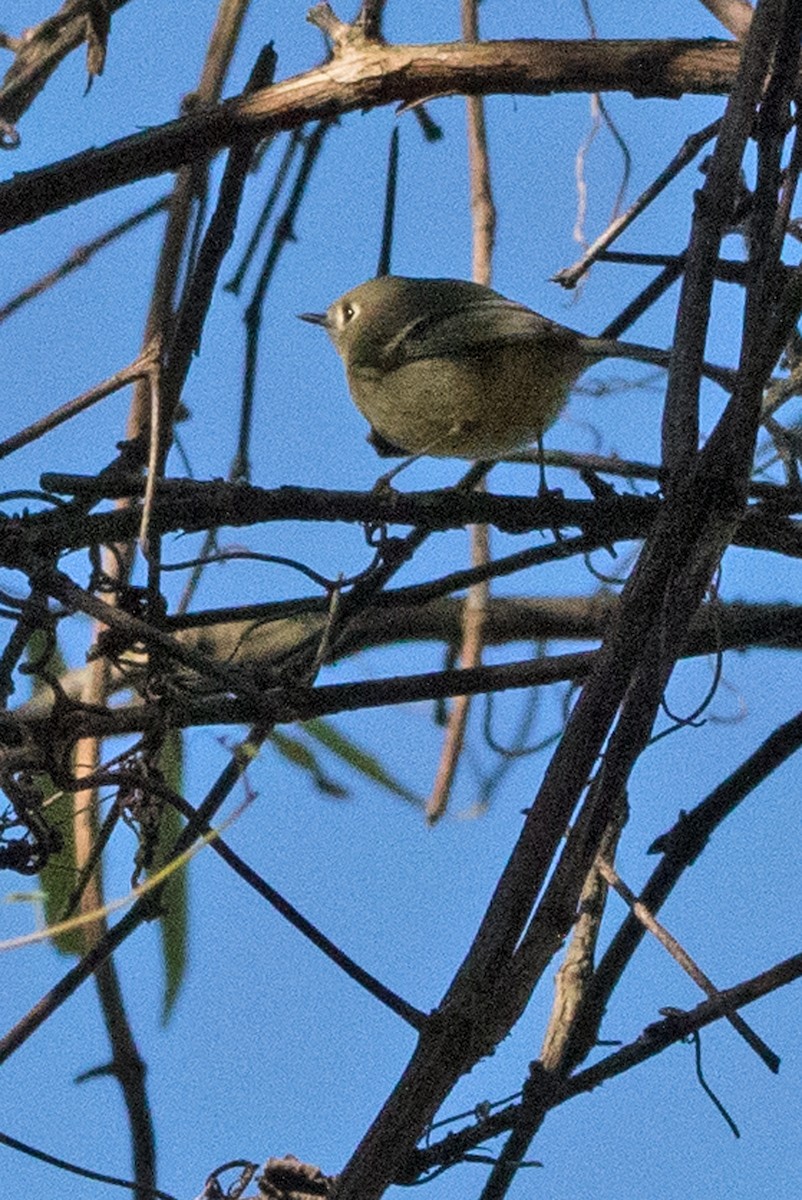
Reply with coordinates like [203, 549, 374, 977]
[299, 275, 699, 461]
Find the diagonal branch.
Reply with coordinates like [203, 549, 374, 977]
[334, 4, 794, 1194]
[0, 37, 741, 232]
[0, 0, 134, 130]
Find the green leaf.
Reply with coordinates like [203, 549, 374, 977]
[155, 729, 189, 1024]
[26, 625, 68, 704]
[270, 728, 348, 797]
[39, 787, 85, 957]
[27, 632, 91, 956]
[303, 718, 422, 807]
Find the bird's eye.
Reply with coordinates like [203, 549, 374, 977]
[342, 303, 356, 323]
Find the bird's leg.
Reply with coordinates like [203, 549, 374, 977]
[536, 433, 549, 496]
[369, 421, 474, 491]
[372, 451, 427, 491]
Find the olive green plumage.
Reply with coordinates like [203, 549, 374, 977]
[300, 275, 675, 459]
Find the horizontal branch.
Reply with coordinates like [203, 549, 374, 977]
[0, 37, 740, 231]
[409, 947, 802, 1178]
[12, 591, 802, 743]
[15, 596, 801, 738]
[564, 949, 802, 1099]
[21, 476, 802, 560]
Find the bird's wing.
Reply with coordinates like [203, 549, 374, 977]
[380, 298, 579, 368]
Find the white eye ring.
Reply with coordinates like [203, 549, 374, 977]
[341, 302, 356, 324]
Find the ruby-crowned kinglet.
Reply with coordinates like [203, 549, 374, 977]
[300, 275, 688, 460]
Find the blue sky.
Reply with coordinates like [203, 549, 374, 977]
[1, 3, 801, 1199]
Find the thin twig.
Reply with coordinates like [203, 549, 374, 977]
[0, 1128, 176, 1200]
[425, 0, 495, 825]
[476, 806, 627, 1200]
[564, 950, 802, 1101]
[239, 119, 332, 479]
[164, 787, 426, 1029]
[411, 949, 802, 1176]
[0, 346, 158, 462]
[0, 197, 169, 325]
[376, 125, 399, 277]
[597, 857, 779, 1072]
[225, 129, 303, 294]
[555, 120, 720, 289]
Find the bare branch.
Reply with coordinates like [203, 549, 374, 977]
[0, 37, 741, 233]
[697, 0, 754, 39]
[0, 0, 134, 130]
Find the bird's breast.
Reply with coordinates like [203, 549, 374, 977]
[346, 339, 587, 458]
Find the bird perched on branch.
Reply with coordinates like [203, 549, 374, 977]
[300, 275, 727, 462]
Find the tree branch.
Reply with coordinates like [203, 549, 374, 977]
[0, 38, 740, 232]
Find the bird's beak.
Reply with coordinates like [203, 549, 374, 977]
[298, 311, 328, 326]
